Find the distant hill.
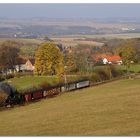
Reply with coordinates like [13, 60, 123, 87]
[0, 18, 140, 38]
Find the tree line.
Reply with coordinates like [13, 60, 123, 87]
[0, 39, 139, 77]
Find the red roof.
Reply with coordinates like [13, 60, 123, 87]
[95, 54, 121, 62]
[105, 55, 121, 62]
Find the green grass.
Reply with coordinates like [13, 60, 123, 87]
[6, 75, 84, 92]
[116, 64, 140, 73]
[6, 76, 60, 91]
[0, 77, 140, 136]
[94, 64, 140, 73]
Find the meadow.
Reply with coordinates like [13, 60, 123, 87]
[0, 77, 140, 136]
[62, 33, 140, 39]
[0, 38, 42, 45]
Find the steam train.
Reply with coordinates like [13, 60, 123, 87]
[6, 79, 90, 106]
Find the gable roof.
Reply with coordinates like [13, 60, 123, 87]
[105, 55, 121, 62]
[28, 58, 35, 65]
[95, 54, 121, 62]
[16, 57, 35, 65]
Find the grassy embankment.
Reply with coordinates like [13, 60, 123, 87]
[5, 64, 140, 92]
[0, 77, 140, 136]
[5, 75, 84, 92]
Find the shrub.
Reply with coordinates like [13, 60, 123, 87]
[123, 69, 128, 73]
[90, 73, 101, 83]
[116, 69, 125, 76]
[129, 70, 135, 73]
[20, 85, 41, 94]
[39, 82, 50, 89]
[110, 66, 124, 77]
[0, 91, 8, 107]
[0, 75, 5, 82]
[14, 73, 21, 78]
[96, 68, 110, 81]
[5, 74, 14, 79]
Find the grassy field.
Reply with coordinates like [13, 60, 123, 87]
[0, 38, 42, 45]
[62, 33, 140, 39]
[0, 77, 140, 136]
[51, 37, 104, 47]
[116, 64, 140, 73]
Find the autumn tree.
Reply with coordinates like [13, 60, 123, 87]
[34, 42, 64, 76]
[118, 42, 137, 71]
[63, 47, 76, 74]
[0, 40, 20, 73]
[73, 45, 95, 74]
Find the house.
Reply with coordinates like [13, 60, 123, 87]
[95, 54, 122, 65]
[104, 55, 122, 65]
[15, 58, 35, 72]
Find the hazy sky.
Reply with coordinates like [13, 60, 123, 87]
[0, 4, 140, 18]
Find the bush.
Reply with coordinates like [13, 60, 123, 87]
[123, 69, 128, 73]
[0, 92, 8, 107]
[90, 73, 101, 83]
[0, 75, 5, 82]
[110, 66, 124, 77]
[14, 73, 21, 78]
[39, 82, 50, 89]
[129, 70, 135, 73]
[96, 68, 111, 81]
[116, 69, 125, 76]
[5, 74, 14, 79]
[20, 85, 41, 94]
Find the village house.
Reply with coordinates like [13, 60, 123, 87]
[15, 58, 35, 72]
[95, 54, 122, 65]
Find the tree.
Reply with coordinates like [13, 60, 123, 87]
[73, 45, 96, 74]
[0, 40, 20, 73]
[34, 42, 64, 76]
[118, 42, 137, 71]
[64, 48, 76, 74]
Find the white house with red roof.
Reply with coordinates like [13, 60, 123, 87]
[95, 54, 122, 65]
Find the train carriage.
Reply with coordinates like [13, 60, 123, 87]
[67, 83, 76, 91]
[32, 91, 43, 99]
[76, 80, 90, 89]
[43, 86, 61, 97]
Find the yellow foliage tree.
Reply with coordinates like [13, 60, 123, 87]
[65, 52, 76, 73]
[118, 42, 137, 68]
[34, 42, 64, 76]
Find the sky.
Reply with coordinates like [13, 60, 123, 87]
[0, 4, 140, 19]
